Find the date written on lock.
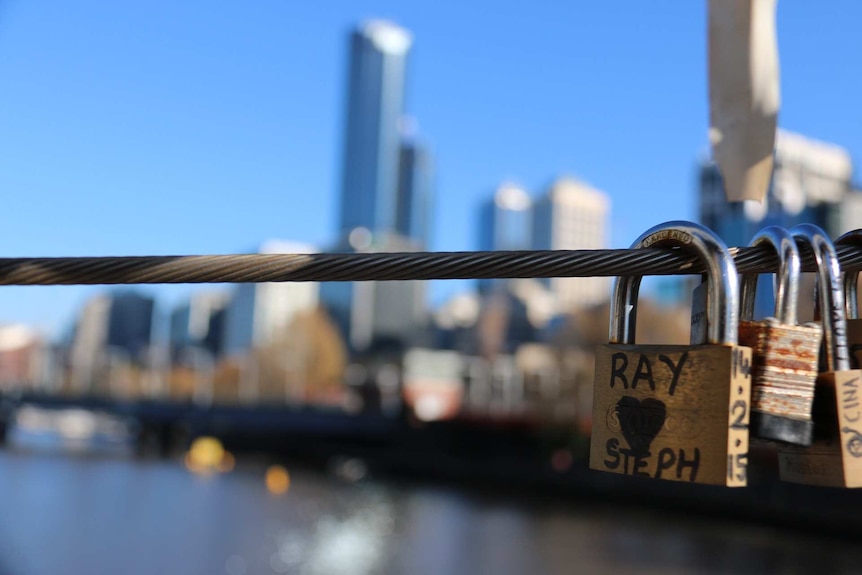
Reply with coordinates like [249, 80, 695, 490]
[592, 346, 751, 484]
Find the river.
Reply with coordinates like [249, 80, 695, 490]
[0, 411, 859, 574]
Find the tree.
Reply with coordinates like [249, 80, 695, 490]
[254, 306, 348, 404]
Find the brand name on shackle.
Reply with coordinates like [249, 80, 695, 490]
[640, 229, 693, 248]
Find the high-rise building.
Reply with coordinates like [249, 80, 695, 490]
[338, 20, 412, 238]
[68, 294, 110, 391]
[221, 241, 320, 357]
[169, 291, 229, 362]
[531, 177, 611, 312]
[477, 183, 532, 294]
[479, 183, 533, 252]
[395, 139, 433, 247]
[68, 290, 155, 391]
[699, 130, 854, 246]
[320, 231, 427, 353]
[106, 292, 155, 361]
[327, 21, 431, 354]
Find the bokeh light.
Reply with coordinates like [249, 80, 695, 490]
[266, 465, 291, 495]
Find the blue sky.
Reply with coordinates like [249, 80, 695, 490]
[0, 1, 860, 336]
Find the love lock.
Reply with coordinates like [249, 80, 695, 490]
[589, 221, 752, 487]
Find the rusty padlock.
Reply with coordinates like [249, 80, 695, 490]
[738, 226, 821, 446]
[778, 224, 862, 487]
[836, 229, 862, 370]
[590, 221, 752, 487]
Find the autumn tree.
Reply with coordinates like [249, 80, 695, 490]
[254, 306, 348, 404]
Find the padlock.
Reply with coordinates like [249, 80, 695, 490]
[778, 224, 862, 488]
[737, 226, 821, 446]
[836, 229, 862, 371]
[590, 221, 752, 487]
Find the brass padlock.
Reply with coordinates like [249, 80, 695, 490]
[590, 221, 752, 487]
[737, 226, 821, 446]
[778, 224, 862, 488]
[836, 229, 862, 370]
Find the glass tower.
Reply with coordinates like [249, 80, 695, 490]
[477, 183, 532, 294]
[395, 140, 433, 247]
[338, 21, 412, 237]
[479, 184, 533, 253]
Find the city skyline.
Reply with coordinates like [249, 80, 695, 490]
[0, 2, 860, 334]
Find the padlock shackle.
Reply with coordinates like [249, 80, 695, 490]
[611, 221, 739, 345]
[836, 229, 862, 320]
[791, 224, 849, 373]
[740, 226, 799, 324]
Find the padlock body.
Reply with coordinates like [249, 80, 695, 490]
[738, 318, 821, 445]
[778, 370, 862, 487]
[590, 343, 752, 487]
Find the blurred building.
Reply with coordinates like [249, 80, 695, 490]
[832, 183, 862, 238]
[169, 291, 229, 362]
[477, 183, 532, 294]
[433, 292, 481, 354]
[479, 183, 533, 252]
[476, 290, 538, 358]
[338, 20, 413, 239]
[699, 129, 855, 245]
[0, 324, 40, 389]
[531, 177, 611, 312]
[321, 231, 427, 354]
[69, 294, 111, 385]
[328, 21, 431, 355]
[699, 130, 857, 319]
[395, 139, 434, 247]
[68, 294, 110, 389]
[434, 277, 555, 357]
[221, 241, 319, 357]
[68, 291, 155, 390]
[106, 292, 155, 361]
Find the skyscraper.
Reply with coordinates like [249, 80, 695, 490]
[324, 21, 431, 353]
[395, 139, 433, 247]
[320, 233, 427, 353]
[221, 241, 320, 357]
[169, 291, 229, 362]
[479, 183, 533, 252]
[67, 290, 155, 391]
[532, 177, 611, 312]
[338, 20, 412, 238]
[106, 292, 155, 361]
[477, 183, 532, 294]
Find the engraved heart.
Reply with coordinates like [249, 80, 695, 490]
[616, 396, 667, 456]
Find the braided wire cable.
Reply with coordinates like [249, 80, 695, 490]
[0, 244, 861, 285]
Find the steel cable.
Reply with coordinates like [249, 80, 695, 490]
[0, 244, 861, 285]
